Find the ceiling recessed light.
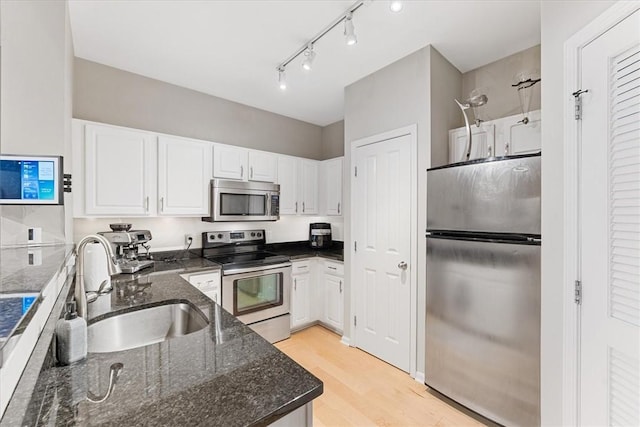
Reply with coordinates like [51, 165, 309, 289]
[389, 1, 403, 12]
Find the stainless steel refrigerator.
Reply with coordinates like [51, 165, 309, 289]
[425, 153, 541, 426]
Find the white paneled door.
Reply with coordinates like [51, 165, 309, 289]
[579, 9, 640, 426]
[353, 134, 411, 372]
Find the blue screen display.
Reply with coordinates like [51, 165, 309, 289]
[0, 158, 58, 203]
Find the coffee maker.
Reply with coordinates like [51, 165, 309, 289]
[99, 223, 154, 273]
[309, 223, 332, 249]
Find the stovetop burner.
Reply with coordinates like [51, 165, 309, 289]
[201, 230, 290, 273]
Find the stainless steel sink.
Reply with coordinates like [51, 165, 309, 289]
[88, 302, 209, 353]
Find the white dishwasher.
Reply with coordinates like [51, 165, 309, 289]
[180, 270, 221, 304]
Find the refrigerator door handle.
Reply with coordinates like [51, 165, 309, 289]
[398, 261, 408, 270]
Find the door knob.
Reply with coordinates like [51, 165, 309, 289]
[398, 261, 408, 270]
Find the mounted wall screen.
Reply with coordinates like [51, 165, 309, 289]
[0, 155, 63, 205]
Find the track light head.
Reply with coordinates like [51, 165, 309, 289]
[389, 1, 403, 12]
[278, 67, 287, 90]
[344, 13, 357, 46]
[301, 44, 316, 71]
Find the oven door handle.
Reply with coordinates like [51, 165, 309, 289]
[223, 262, 292, 275]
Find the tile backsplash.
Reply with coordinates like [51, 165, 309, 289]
[74, 216, 344, 252]
[0, 205, 66, 247]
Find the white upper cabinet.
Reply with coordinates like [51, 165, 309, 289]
[299, 159, 318, 215]
[84, 123, 157, 216]
[248, 151, 277, 182]
[322, 157, 343, 216]
[213, 144, 248, 180]
[158, 136, 212, 216]
[277, 155, 299, 214]
[447, 110, 541, 164]
[213, 145, 277, 183]
[448, 124, 495, 163]
[500, 110, 542, 156]
[276, 155, 319, 215]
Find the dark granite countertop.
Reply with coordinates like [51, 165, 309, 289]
[2, 263, 322, 426]
[123, 249, 222, 276]
[266, 241, 344, 262]
[1, 244, 75, 362]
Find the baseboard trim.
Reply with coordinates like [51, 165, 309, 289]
[340, 335, 351, 346]
[414, 371, 425, 384]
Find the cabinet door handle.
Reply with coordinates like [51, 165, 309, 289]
[328, 266, 337, 270]
[505, 142, 510, 156]
[339, 280, 342, 293]
[487, 145, 492, 157]
[250, 166, 253, 179]
[145, 196, 149, 212]
[160, 197, 164, 212]
[294, 278, 297, 291]
[338, 202, 341, 214]
[295, 202, 298, 213]
[240, 165, 244, 178]
[302, 202, 305, 213]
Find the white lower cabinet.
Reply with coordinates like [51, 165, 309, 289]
[180, 270, 221, 304]
[291, 260, 314, 330]
[290, 258, 344, 334]
[320, 260, 344, 333]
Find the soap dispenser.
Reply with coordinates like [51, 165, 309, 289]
[56, 301, 87, 365]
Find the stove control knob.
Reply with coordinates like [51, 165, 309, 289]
[257, 232, 262, 238]
[210, 235, 215, 240]
[251, 232, 256, 237]
[217, 234, 223, 239]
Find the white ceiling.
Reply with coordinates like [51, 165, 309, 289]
[68, 0, 541, 126]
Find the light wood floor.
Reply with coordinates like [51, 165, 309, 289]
[275, 326, 487, 427]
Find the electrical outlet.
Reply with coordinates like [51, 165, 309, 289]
[185, 234, 195, 247]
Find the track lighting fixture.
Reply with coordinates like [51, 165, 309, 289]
[276, 0, 401, 90]
[301, 44, 316, 71]
[389, 1, 403, 12]
[278, 67, 287, 90]
[344, 13, 357, 46]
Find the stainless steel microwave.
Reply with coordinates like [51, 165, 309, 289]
[203, 179, 280, 222]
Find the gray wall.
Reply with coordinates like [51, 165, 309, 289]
[539, 1, 616, 425]
[462, 45, 541, 121]
[321, 120, 344, 159]
[74, 58, 325, 160]
[430, 48, 463, 167]
[0, 0, 73, 247]
[343, 45, 461, 376]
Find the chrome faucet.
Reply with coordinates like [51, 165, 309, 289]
[75, 234, 122, 319]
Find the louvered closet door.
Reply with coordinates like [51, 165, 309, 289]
[580, 9, 640, 426]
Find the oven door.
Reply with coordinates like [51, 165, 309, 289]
[221, 264, 291, 325]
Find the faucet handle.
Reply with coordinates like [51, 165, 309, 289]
[86, 280, 112, 304]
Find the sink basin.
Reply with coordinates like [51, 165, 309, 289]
[88, 302, 209, 353]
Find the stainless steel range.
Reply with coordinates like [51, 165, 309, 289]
[201, 230, 291, 343]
